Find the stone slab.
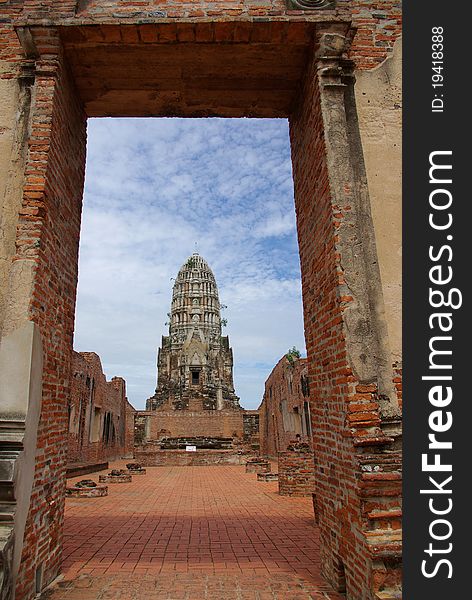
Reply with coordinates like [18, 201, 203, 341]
[66, 485, 108, 498]
[99, 474, 132, 483]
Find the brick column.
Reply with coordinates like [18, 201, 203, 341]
[289, 29, 402, 600]
[278, 450, 316, 497]
[3, 26, 87, 599]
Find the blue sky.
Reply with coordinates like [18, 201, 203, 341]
[74, 117, 306, 410]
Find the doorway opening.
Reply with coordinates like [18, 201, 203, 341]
[3, 17, 401, 600]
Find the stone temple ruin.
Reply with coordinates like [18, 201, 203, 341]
[136, 253, 257, 465]
[0, 2, 402, 598]
[147, 253, 240, 413]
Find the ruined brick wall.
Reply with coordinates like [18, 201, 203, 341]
[6, 33, 87, 600]
[278, 450, 316, 497]
[138, 409, 244, 441]
[258, 355, 311, 458]
[355, 36, 402, 371]
[135, 448, 245, 466]
[290, 63, 368, 594]
[289, 32, 401, 598]
[67, 352, 132, 464]
[15, 0, 402, 71]
[107, 375, 137, 455]
[0, 4, 24, 76]
[242, 410, 259, 439]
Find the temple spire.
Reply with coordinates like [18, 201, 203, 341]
[146, 254, 240, 412]
[169, 253, 221, 342]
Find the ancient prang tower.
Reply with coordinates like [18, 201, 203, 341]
[146, 253, 240, 412]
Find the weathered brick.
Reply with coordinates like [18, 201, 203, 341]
[259, 354, 311, 457]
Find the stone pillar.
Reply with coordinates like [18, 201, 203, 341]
[289, 28, 402, 600]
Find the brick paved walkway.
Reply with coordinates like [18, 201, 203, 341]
[42, 460, 344, 599]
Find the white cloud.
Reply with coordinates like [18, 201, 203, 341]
[74, 117, 305, 409]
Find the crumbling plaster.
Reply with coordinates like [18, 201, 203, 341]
[355, 37, 402, 364]
[0, 62, 33, 340]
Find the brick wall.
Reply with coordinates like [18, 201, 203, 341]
[13, 0, 402, 72]
[67, 351, 135, 465]
[138, 409, 244, 441]
[135, 448, 245, 466]
[259, 355, 311, 457]
[278, 450, 316, 497]
[349, 0, 403, 69]
[242, 410, 259, 449]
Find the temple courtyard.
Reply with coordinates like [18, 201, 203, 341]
[41, 460, 344, 599]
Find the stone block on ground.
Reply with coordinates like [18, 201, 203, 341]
[125, 463, 146, 474]
[99, 469, 132, 483]
[257, 472, 279, 482]
[66, 480, 108, 498]
[245, 459, 270, 474]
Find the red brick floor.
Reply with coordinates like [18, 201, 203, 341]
[42, 460, 344, 599]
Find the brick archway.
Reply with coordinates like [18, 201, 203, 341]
[0, 4, 402, 600]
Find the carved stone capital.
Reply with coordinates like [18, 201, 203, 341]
[314, 32, 355, 89]
[316, 32, 349, 59]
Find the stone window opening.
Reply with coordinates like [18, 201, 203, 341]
[293, 406, 303, 436]
[68, 405, 76, 433]
[35, 565, 43, 594]
[272, 414, 279, 452]
[103, 412, 114, 445]
[301, 374, 310, 398]
[191, 369, 200, 386]
[304, 401, 312, 437]
[90, 406, 101, 443]
[335, 557, 347, 593]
